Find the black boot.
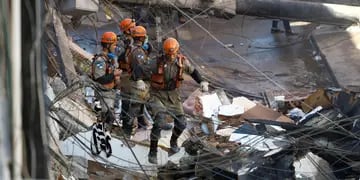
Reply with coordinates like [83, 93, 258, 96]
[148, 140, 158, 164]
[170, 130, 181, 153]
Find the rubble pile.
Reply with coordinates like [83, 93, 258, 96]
[158, 88, 360, 179]
[43, 1, 360, 179]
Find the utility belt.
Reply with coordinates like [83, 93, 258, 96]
[151, 76, 180, 91]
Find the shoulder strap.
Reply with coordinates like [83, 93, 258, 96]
[156, 55, 165, 74]
[176, 54, 185, 82]
[177, 54, 185, 68]
[125, 44, 134, 62]
[91, 54, 100, 78]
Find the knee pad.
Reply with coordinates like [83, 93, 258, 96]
[175, 115, 187, 131]
[154, 112, 167, 125]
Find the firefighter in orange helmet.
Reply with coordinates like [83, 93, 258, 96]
[117, 18, 153, 71]
[119, 18, 136, 35]
[90, 31, 122, 157]
[120, 25, 155, 138]
[118, 18, 136, 71]
[92, 31, 121, 90]
[146, 37, 209, 164]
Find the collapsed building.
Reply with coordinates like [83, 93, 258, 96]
[158, 88, 360, 179]
[36, 0, 360, 179]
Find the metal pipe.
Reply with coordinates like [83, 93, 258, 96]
[114, 0, 360, 25]
[298, 0, 360, 6]
[236, 0, 360, 25]
[11, 0, 23, 179]
[113, 0, 236, 15]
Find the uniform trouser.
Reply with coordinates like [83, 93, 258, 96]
[122, 101, 147, 129]
[148, 92, 187, 153]
[121, 99, 144, 136]
[137, 105, 147, 128]
[272, 20, 291, 32]
[150, 113, 186, 142]
[97, 89, 121, 131]
[120, 75, 150, 136]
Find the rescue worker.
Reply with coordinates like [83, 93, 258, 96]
[117, 18, 152, 70]
[121, 25, 153, 137]
[91, 31, 121, 121]
[118, 18, 136, 70]
[271, 19, 296, 36]
[147, 37, 209, 164]
[117, 19, 154, 130]
[90, 31, 122, 156]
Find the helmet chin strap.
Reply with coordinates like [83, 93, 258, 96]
[102, 43, 113, 60]
[106, 43, 112, 54]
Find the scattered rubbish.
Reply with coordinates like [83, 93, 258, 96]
[214, 89, 231, 105]
[274, 95, 285, 109]
[232, 96, 256, 111]
[47, 6, 360, 177]
[218, 104, 244, 116]
[297, 106, 323, 124]
[201, 122, 210, 135]
[216, 127, 236, 136]
[198, 92, 223, 118]
[224, 44, 234, 48]
[287, 107, 305, 121]
[314, 54, 322, 61]
[211, 114, 221, 132]
[183, 89, 204, 116]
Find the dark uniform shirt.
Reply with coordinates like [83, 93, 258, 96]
[145, 54, 196, 115]
[129, 41, 149, 81]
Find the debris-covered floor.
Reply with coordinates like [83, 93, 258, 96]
[44, 1, 360, 179]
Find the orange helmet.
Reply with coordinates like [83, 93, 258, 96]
[131, 26, 147, 37]
[119, 18, 135, 33]
[101, 32, 117, 44]
[163, 37, 179, 55]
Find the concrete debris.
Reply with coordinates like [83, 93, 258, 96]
[218, 104, 244, 116]
[52, 7, 77, 85]
[60, 0, 99, 16]
[45, 2, 360, 179]
[88, 160, 147, 179]
[157, 88, 360, 179]
[49, 77, 67, 96]
[294, 152, 336, 180]
[183, 89, 204, 116]
[224, 44, 234, 48]
[287, 107, 305, 121]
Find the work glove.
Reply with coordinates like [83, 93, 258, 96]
[200, 81, 209, 92]
[114, 69, 122, 76]
[136, 80, 146, 91]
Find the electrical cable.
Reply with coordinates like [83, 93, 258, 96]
[44, 1, 360, 179]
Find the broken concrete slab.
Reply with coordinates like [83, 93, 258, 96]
[52, 8, 77, 85]
[61, 0, 99, 16]
[313, 25, 360, 92]
[242, 103, 294, 124]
